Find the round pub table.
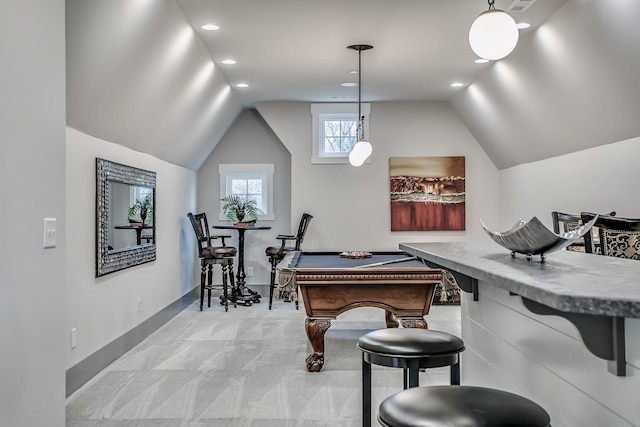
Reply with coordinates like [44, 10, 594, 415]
[212, 224, 271, 303]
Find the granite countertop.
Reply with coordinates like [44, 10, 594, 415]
[400, 242, 640, 318]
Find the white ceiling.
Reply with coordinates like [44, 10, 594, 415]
[175, 0, 568, 107]
[66, 0, 640, 170]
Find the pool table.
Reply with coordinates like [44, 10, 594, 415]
[277, 251, 442, 372]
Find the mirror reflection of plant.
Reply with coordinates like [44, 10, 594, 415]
[128, 194, 154, 225]
[220, 195, 262, 222]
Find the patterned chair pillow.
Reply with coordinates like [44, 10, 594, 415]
[565, 222, 581, 232]
[599, 229, 640, 260]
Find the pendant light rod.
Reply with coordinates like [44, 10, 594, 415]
[347, 44, 373, 141]
[347, 44, 373, 167]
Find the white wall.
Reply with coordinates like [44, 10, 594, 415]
[0, 1, 66, 426]
[65, 128, 198, 368]
[256, 101, 500, 252]
[497, 136, 640, 230]
[197, 109, 292, 286]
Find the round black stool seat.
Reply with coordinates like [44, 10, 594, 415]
[358, 328, 465, 427]
[358, 328, 464, 358]
[378, 386, 551, 427]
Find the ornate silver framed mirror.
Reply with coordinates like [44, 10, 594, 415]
[96, 158, 156, 277]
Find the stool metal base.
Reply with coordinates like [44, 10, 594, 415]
[360, 348, 461, 427]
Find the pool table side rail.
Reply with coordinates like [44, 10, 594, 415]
[279, 252, 442, 319]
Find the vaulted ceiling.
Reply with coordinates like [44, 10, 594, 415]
[66, 0, 640, 171]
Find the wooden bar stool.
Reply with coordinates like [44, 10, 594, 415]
[358, 328, 465, 427]
[378, 385, 551, 427]
[265, 213, 312, 309]
[188, 212, 237, 311]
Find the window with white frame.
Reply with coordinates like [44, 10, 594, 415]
[219, 164, 274, 221]
[311, 103, 370, 164]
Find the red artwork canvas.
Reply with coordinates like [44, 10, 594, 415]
[390, 156, 466, 231]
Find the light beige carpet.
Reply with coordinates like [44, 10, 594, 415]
[66, 299, 460, 426]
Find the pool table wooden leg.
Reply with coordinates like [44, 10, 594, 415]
[385, 310, 400, 328]
[304, 318, 331, 372]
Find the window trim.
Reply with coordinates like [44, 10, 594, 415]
[219, 163, 274, 221]
[311, 103, 370, 164]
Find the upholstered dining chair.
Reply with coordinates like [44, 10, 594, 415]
[265, 213, 313, 309]
[552, 210, 617, 252]
[188, 212, 238, 311]
[581, 212, 640, 259]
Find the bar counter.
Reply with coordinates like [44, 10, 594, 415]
[400, 242, 640, 427]
[400, 242, 640, 318]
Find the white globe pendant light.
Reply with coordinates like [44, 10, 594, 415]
[348, 139, 373, 167]
[469, 1, 519, 60]
[347, 44, 373, 167]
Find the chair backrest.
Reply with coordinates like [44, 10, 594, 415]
[294, 213, 313, 251]
[581, 212, 640, 259]
[551, 211, 582, 235]
[188, 212, 211, 258]
[552, 210, 617, 235]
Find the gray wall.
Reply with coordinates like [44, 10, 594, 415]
[451, 1, 640, 170]
[197, 109, 292, 286]
[63, 0, 239, 396]
[65, 128, 198, 372]
[498, 136, 640, 234]
[65, 0, 243, 170]
[0, 1, 66, 425]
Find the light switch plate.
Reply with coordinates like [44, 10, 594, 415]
[44, 218, 56, 248]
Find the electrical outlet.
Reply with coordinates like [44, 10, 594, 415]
[247, 267, 254, 276]
[71, 328, 77, 349]
[137, 297, 141, 312]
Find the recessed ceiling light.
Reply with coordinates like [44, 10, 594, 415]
[221, 59, 237, 65]
[516, 22, 531, 29]
[450, 82, 464, 88]
[236, 83, 249, 88]
[201, 24, 219, 31]
[350, 70, 358, 74]
[341, 82, 358, 87]
[474, 58, 490, 64]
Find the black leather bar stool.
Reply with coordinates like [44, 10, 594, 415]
[378, 385, 551, 427]
[358, 328, 465, 427]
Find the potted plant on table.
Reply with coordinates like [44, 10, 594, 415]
[128, 194, 153, 225]
[220, 195, 262, 223]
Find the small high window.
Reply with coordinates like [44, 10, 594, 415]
[219, 164, 274, 220]
[311, 103, 370, 164]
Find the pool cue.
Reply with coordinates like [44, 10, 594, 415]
[355, 256, 418, 268]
